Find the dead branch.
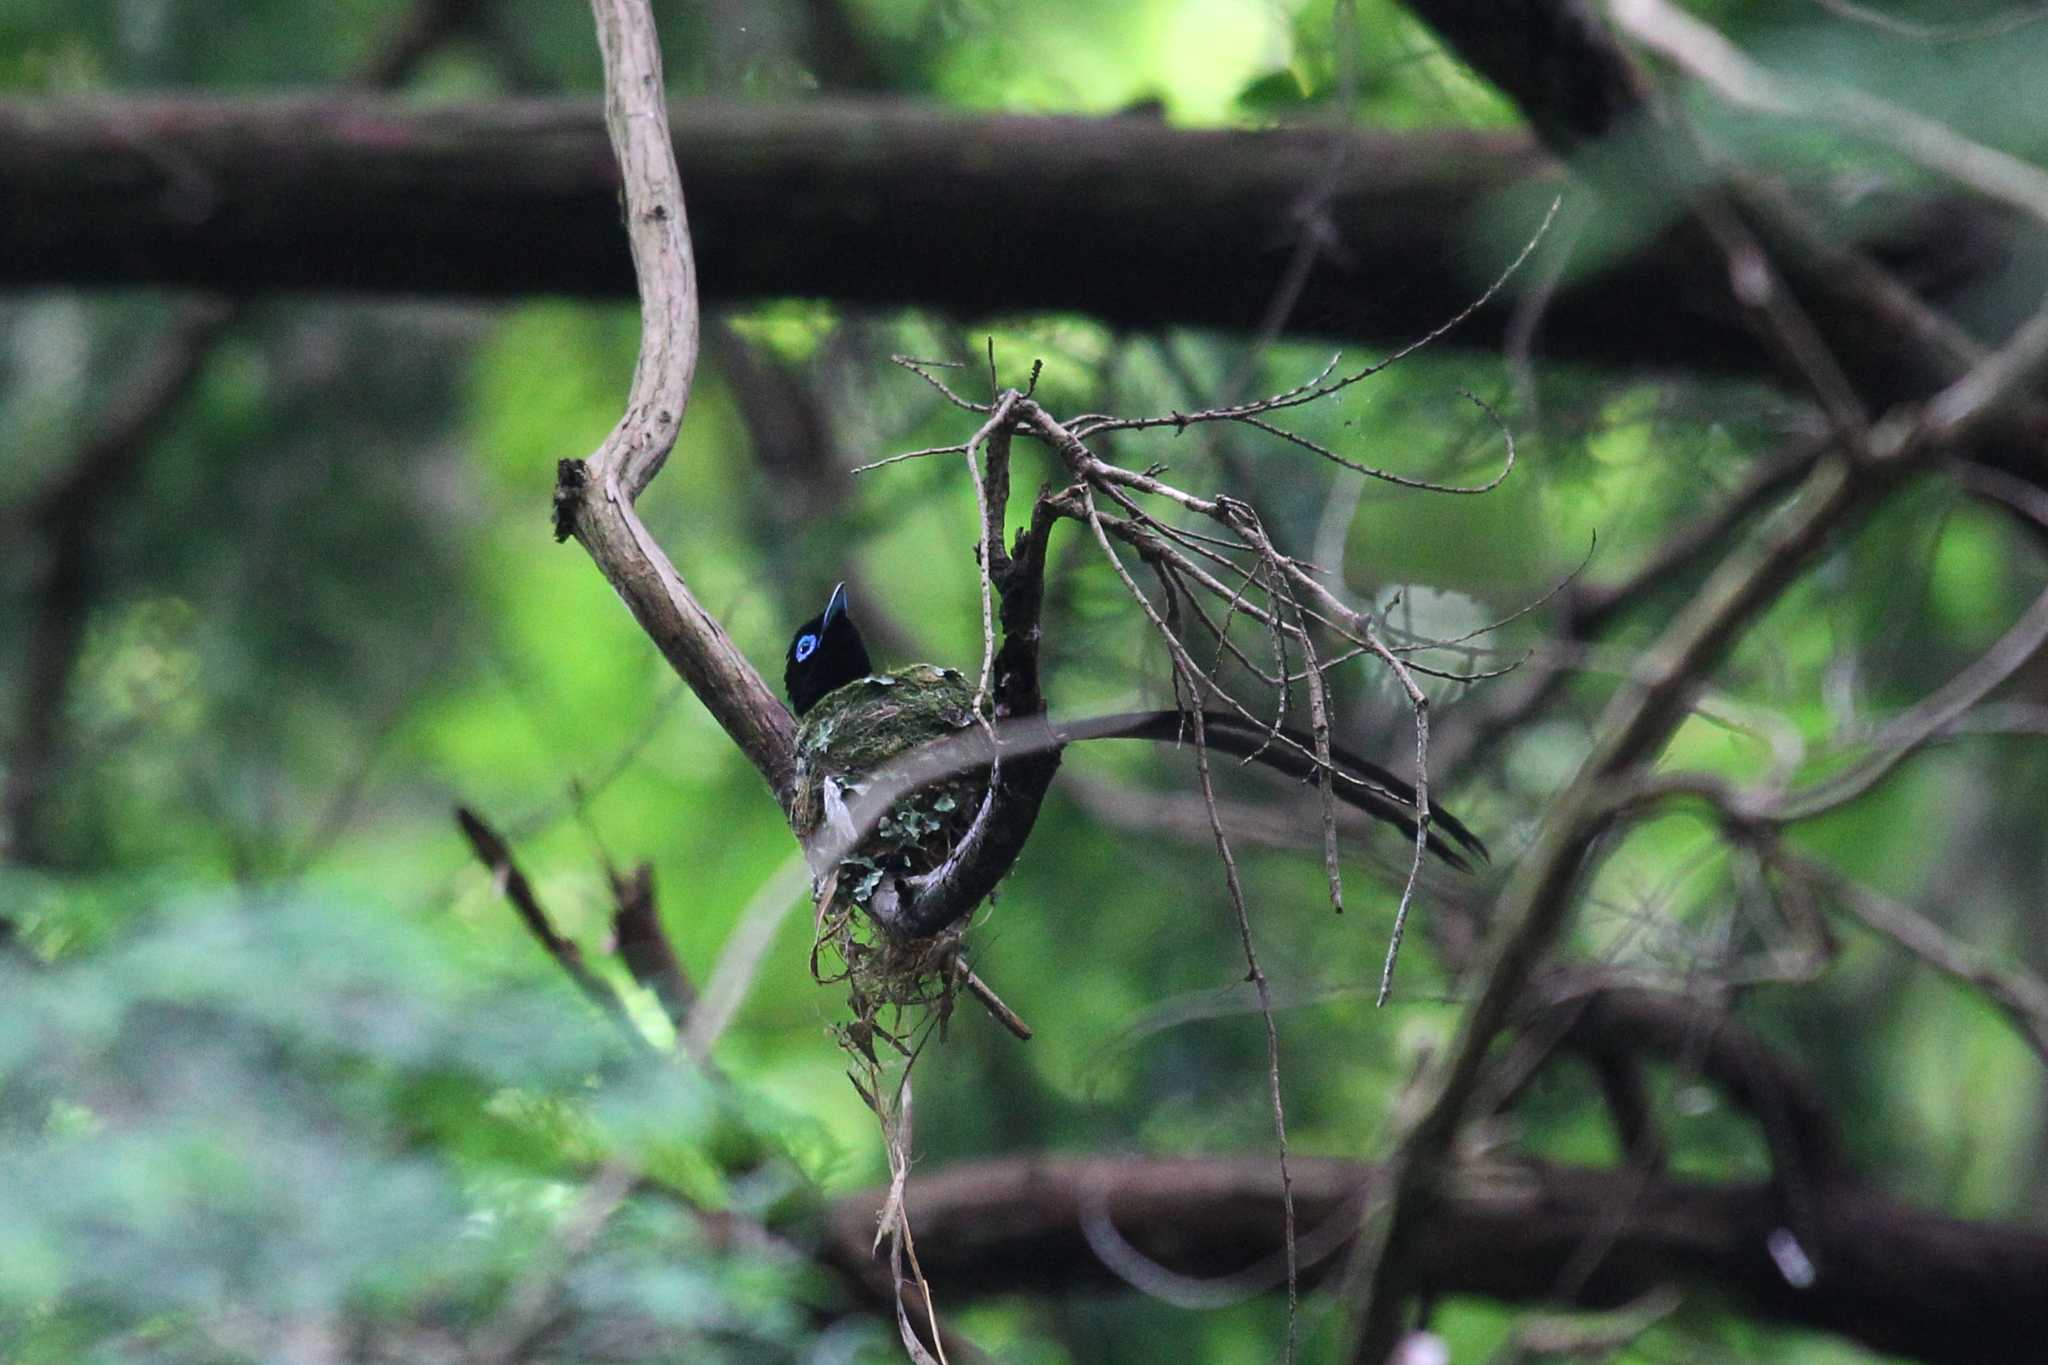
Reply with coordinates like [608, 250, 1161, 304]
[856, 240, 1553, 1348]
[1184, 703, 1302, 1356]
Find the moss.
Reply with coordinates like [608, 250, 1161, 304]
[793, 667, 972, 814]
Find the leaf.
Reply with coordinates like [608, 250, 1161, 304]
[1237, 67, 1317, 112]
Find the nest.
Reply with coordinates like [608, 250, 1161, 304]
[792, 666, 991, 1045]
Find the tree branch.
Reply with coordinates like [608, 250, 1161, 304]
[1, 94, 2034, 384]
[821, 1155, 2048, 1365]
[1348, 4, 2048, 1351]
[556, 2, 797, 805]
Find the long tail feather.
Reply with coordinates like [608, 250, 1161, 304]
[1051, 709, 1488, 872]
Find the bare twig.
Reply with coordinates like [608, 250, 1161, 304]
[1067, 488, 1302, 1356]
[1017, 402, 1465, 876]
[958, 966, 1033, 1042]
[1188, 702, 1302, 1360]
[891, 356, 992, 413]
[1072, 192, 1561, 448]
[962, 390, 1020, 715]
[835, 128, 1559, 1363]
[1785, 851, 2048, 1066]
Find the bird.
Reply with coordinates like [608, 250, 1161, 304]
[784, 583, 1485, 939]
[785, 582, 875, 717]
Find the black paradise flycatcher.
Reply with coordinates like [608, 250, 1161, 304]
[785, 583, 1484, 942]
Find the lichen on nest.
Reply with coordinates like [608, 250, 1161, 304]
[793, 665, 992, 1030]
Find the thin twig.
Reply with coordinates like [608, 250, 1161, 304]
[1073, 491, 1301, 1359]
[959, 966, 1033, 1042]
[1075, 193, 1561, 440]
[1190, 685, 1302, 1360]
[1786, 851, 2048, 1066]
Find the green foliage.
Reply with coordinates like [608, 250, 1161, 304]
[0, 895, 831, 1363]
[6, 2, 2048, 1361]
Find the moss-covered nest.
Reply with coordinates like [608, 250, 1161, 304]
[791, 664, 981, 849]
[786, 663, 978, 834]
[793, 665, 996, 1026]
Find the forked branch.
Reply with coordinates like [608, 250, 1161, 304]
[555, 0, 796, 805]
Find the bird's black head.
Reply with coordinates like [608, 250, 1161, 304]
[785, 581, 876, 717]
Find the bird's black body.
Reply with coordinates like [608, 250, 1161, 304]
[786, 582, 876, 716]
[784, 584, 1485, 939]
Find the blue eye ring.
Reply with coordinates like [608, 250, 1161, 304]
[794, 633, 818, 662]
